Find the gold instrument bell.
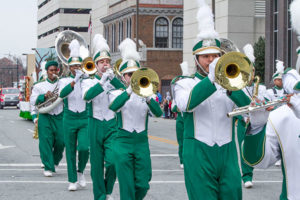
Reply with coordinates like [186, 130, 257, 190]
[82, 57, 97, 75]
[215, 52, 253, 91]
[131, 68, 159, 97]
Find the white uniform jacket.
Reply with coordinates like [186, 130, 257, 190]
[59, 76, 86, 113]
[174, 72, 250, 147]
[81, 76, 115, 121]
[30, 78, 63, 115]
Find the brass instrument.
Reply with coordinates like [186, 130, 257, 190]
[37, 75, 63, 114]
[215, 52, 253, 91]
[33, 117, 39, 139]
[131, 68, 159, 97]
[227, 75, 287, 117]
[82, 57, 97, 75]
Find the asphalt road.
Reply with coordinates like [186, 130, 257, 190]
[0, 108, 282, 200]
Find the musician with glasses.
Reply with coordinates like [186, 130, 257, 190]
[58, 39, 89, 191]
[30, 60, 64, 177]
[173, 1, 251, 199]
[81, 34, 125, 200]
[108, 38, 162, 200]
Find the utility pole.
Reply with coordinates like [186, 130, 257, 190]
[136, 0, 139, 51]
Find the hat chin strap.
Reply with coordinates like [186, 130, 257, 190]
[194, 55, 208, 76]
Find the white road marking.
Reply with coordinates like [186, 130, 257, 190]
[27, 129, 34, 133]
[0, 168, 184, 172]
[9, 120, 15, 123]
[150, 154, 178, 157]
[0, 180, 282, 184]
[0, 144, 15, 150]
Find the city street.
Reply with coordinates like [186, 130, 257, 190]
[0, 108, 282, 200]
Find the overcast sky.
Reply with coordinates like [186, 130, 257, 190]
[0, 0, 37, 59]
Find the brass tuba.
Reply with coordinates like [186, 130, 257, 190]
[55, 30, 96, 76]
[214, 52, 253, 91]
[130, 68, 159, 97]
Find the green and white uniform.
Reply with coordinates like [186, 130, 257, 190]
[243, 104, 300, 200]
[109, 90, 162, 200]
[59, 75, 89, 183]
[171, 104, 184, 165]
[266, 86, 286, 101]
[237, 84, 268, 183]
[81, 75, 124, 200]
[173, 72, 250, 200]
[30, 78, 64, 172]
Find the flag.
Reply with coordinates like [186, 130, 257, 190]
[88, 15, 92, 34]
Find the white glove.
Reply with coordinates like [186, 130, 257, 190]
[207, 58, 220, 83]
[249, 104, 270, 134]
[33, 118, 38, 124]
[99, 71, 110, 85]
[106, 68, 115, 80]
[126, 85, 132, 95]
[146, 96, 153, 103]
[74, 69, 84, 82]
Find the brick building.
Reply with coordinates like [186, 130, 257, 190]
[97, 0, 183, 97]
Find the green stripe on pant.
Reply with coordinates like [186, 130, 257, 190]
[89, 117, 117, 200]
[38, 113, 64, 172]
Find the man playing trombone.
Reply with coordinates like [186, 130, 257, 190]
[173, 1, 251, 199]
[30, 60, 64, 177]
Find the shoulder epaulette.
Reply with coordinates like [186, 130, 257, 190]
[284, 67, 292, 74]
[33, 79, 45, 85]
[171, 75, 190, 84]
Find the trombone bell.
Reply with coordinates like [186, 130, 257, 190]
[215, 52, 253, 91]
[131, 68, 159, 97]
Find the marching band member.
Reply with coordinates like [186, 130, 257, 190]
[30, 60, 64, 177]
[59, 40, 89, 191]
[171, 61, 191, 169]
[173, 1, 251, 199]
[266, 60, 287, 102]
[236, 44, 268, 188]
[81, 34, 124, 200]
[109, 38, 162, 200]
[242, 68, 300, 200]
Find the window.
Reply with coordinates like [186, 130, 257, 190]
[112, 24, 116, 52]
[127, 18, 132, 38]
[119, 21, 123, 45]
[155, 17, 169, 48]
[287, 0, 293, 68]
[104, 25, 109, 41]
[273, 0, 278, 68]
[172, 18, 183, 48]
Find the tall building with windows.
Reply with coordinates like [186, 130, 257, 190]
[93, 0, 183, 96]
[37, 0, 92, 48]
[183, 0, 266, 76]
[265, 0, 299, 85]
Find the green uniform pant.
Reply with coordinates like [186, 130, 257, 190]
[183, 139, 242, 200]
[38, 113, 64, 172]
[114, 129, 152, 200]
[176, 113, 184, 164]
[236, 118, 254, 183]
[90, 117, 117, 200]
[64, 116, 89, 183]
